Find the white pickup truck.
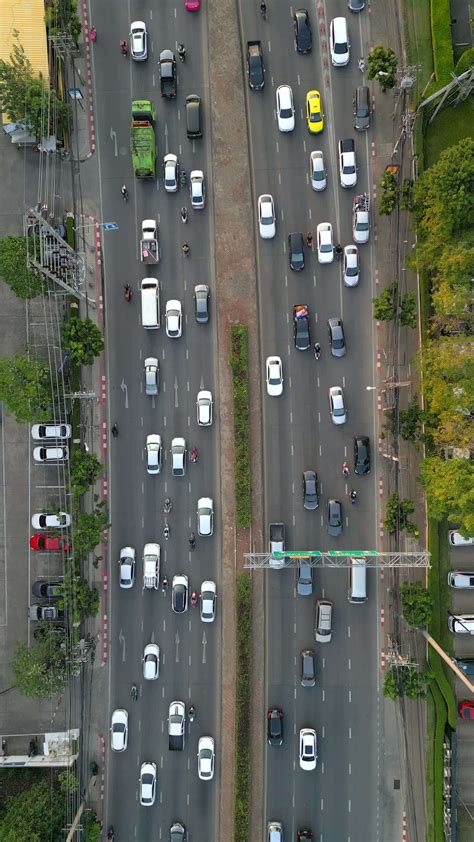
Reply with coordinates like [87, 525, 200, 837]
[143, 542, 160, 589]
[140, 219, 159, 264]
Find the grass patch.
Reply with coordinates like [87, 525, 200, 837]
[403, 0, 434, 102]
[430, 0, 455, 86]
[234, 573, 252, 842]
[229, 325, 251, 528]
[424, 97, 474, 167]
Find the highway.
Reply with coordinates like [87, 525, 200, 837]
[92, 2, 220, 839]
[242, 2, 383, 839]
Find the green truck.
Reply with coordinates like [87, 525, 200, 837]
[131, 100, 156, 179]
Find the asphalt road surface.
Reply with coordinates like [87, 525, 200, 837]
[242, 3, 383, 840]
[92, 3, 220, 839]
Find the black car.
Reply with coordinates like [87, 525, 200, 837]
[348, 0, 365, 11]
[327, 317, 346, 358]
[303, 470, 318, 510]
[293, 9, 312, 54]
[159, 50, 177, 99]
[267, 708, 283, 745]
[297, 831, 314, 840]
[288, 232, 305, 271]
[353, 86, 370, 131]
[293, 304, 311, 350]
[32, 580, 63, 599]
[327, 499, 342, 536]
[194, 284, 209, 324]
[354, 435, 371, 475]
[247, 40, 265, 91]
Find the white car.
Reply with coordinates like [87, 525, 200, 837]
[449, 531, 474, 546]
[166, 300, 182, 338]
[200, 580, 217, 623]
[310, 151, 327, 192]
[448, 572, 474, 589]
[171, 437, 186, 476]
[110, 709, 128, 752]
[266, 356, 283, 396]
[198, 736, 215, 780]
[276, 85, 295, 132]
[32, 512, 71, 529]
[197, 390, 213, 426]
[142, 643, 160, 679]
[338, 139, 357, 188]
[329, 385, 347, 425]
[33, 446, 69, 463]
[299, 728, 317, 770]
[316, 222, 334, 264]
[258, 194, 276, 239]
[343, 245, 359, 287]
[130, 21, 148, 61]
[146, 434, 162, 474]
[119, 546, 136, 589]
[163, 153, 179, 192]
[197, 497, 214, 536]
[139, 762, 156, 806]
[31, 424, 71, 440]
[352, 196, 370, 244]
[329, 17, 350, 66]
[144, 357, 159, 396]
[190, 170, 205, 209]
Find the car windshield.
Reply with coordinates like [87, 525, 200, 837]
[335, 41, 348, 54]
[280, 107, 292, 118]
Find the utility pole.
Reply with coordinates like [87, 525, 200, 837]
[25, 209, 87, 300]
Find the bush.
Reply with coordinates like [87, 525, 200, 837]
[70, 449, 103, 495]
[401, 582, 433, 627]
[431, 0, 454, 84]
[379, 170, 398, 215]
[455, 47, 474, 75]
[0, 236, 43, 298]
[234, 573, 252, 842]
[229, 326, 251, 528]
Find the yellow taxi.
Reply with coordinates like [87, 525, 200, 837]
[306, 90, 324, 134]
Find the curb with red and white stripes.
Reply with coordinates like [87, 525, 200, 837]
[79, 2, 96, 157]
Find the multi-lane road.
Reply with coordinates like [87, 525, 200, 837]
[94, 0, 383, 839]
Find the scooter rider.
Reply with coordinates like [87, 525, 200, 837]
[161, 576, 168, 593]
[350, 489, 357, 503]
[181, 206, 188, 223]
[177, 43, 186, 61]
[189, 531, 196, 549]
[120, 39, 128, 55]
[342, 461, 350, 476]
[314, 342, 321, 360]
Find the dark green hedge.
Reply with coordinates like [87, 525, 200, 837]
[229, 326, 251, 528]
[234, 573, 252, 841]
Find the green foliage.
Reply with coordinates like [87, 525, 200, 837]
[0, 354, 51, 423]
[430, 0, 455, 84]
[11, 627, 67, 699]
[65, 214, 76, 249]
[455, 47, 474, 75]
[0, 779, 67, 841]
[45, 0, 82, 45]
[400, 290, 417, 328]
[0, 236, 43, 298]
[83, 811, 102, 842]
[62, 317, 104, 366]
[229, 326, 251, 528]
[398, 396, 424, 442]
[0, 38, 69, 141]
[70, 449, 103, 495]
[372, 282, 397, 321]
[400, 178, 414, 211]
[383, 665, 429, 699]
[419, 457, 474, 533]
[378, 170, 398, 215]
[58, 571, 99, 622]
[58, 769, 78, 796]
[234, 573, 252, 842]
[384, 492, 418, 536]
[73, 500, 110, 557]
[401, 581, 434, 627]
[367, 45, 398, 90]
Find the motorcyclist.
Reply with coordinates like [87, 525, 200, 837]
[111, 423, 119, 437]
[163, 523, 170, 540]
[181, 206, 188, 223]
[260, 1, 267, 19]
[164, 497, 172, 513]
[189, 705, 196, 721]
[189, 531, 196, 549]
[121, 184, 128, 200]
[90, 26, 97, 42]
[335, 243, 343, 260]
[179, 169, 187, 186]
[130, 684, 137, 701]
[124, 283, 132, 301]
[191, 591, 198, 606]
[342, 461, 350, 476]
[191, 447, 198, 462]
[313, 342, 321, 359]
[120, 39, 128, 55]
[182, 242, 190, 256]
[177, 43, 186, 61]
[350, 489, 357, 503]
[161, 577, 168, 592]
[306, 231, 313, 248]
[107, 827, 114, 841]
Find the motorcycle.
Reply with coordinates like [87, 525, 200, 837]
[107, 828, 114, 842]
[130, 684, 138, 702]
[189, 532, 196, 550]
[111, 424, 119, 438]
[182, 242, 190, 257]
[121, 185, 128, 201]
[191, 591, 198, 607]
[124, 284, 132, 302]
[190, 448, 198, 463]
[163, 522, 170, 541]
[161, 577, 169, 593]
[306, 232, 313, 249]
[90, 26, 97, 43]
[177, 45, 186, 62]
[179, 170, 187, 187]
[120, 40, 128, 56]
[335, 244, 343, 261]
[181, 206, 188, 223]
[189, 705, 196, 722]
[350, 490, 357, 504]
[342, 462, 350, 477]
[164, 497, 172, 514]
[313, 343, 321, 360]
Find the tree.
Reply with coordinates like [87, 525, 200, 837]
[0, 236, 43, 298]
[367, 46, 398, 90]
[62, 317, 104, 366]
[412, 138, 474, 243]
[373, 282, 397, 321]
[59, 572, 99, 622]
[398, 396, 424, 442]
[419, 457, 474, 533]
[378, 170, 398, 215]
[400, 291, 417, 328]
[73, 500, 110, 557]
[0, 779, 67, 841]
[0, 354, 52, 422]
[383, 665, 428, 700]
[11, 627, 67, 699]
[44, 0, 82, 45]
[0, 39, 69, 141]
[384, 493, 418, 536]
[83, 811, 102, 842]
[418, 337, 474, 418]
[70, 449, 103, 495]
[401, 582, 433, 627]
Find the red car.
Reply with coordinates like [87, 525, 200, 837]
[185, 0, 201, 9]
[30, 534, 71, 553]
[458, 700, 474, 720]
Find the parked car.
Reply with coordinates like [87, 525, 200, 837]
[31, 423, 71, 440]
[458, 701, 474, 720]
[448, 572, 474, 589]
[30, 534, 71, 552]
[449, 531, 474, 547]
[32, 580, 63, 599]
[33, 446, 69, 463]
[31, 512, 71, 529]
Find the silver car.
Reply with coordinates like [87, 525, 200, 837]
[130, 21, 148, 61]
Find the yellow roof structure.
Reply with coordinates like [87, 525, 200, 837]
[0, 0, 49, 122]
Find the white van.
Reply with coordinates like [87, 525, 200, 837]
[448, 531, 474, 547]
[448, 614, 474, 634]
[141, 278, 160, 329]
[348, 557, 367, 603]
[330, 17, 350, 66]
